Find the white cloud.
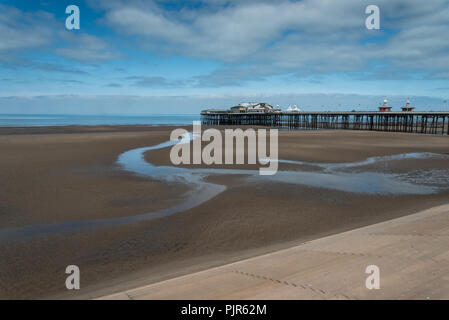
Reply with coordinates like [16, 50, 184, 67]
[0, 4, 119, 64]
[55, 33, 121, 62]
[98, 0, 449, 81]
[0, 4, 55, 53]
[3, 0, 449, 93]
[102, 0, 365, 61]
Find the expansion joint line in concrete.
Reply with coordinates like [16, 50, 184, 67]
[230, 270, 355, 300]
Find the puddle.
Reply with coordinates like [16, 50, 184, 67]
[270, 152, 448, 172]
[1, 134, 448, 243]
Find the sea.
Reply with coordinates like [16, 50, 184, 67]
[0, 114, 200, 127]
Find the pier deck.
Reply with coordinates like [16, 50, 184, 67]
[201, 111, 449, 135]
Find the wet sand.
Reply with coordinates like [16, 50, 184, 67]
[0, 126, 448, 299]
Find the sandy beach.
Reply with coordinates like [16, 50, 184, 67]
[0, 125, 448, 299]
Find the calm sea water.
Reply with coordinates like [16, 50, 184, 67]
[0, 114, 200, 127]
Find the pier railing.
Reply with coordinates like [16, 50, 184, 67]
[201, 111, 449, 135]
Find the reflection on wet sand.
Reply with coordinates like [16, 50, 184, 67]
[0, 134, 448, 243]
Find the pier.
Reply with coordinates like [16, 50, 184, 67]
[201, 111, 449, 135]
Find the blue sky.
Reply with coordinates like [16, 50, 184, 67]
[1, 0, 449, 114]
